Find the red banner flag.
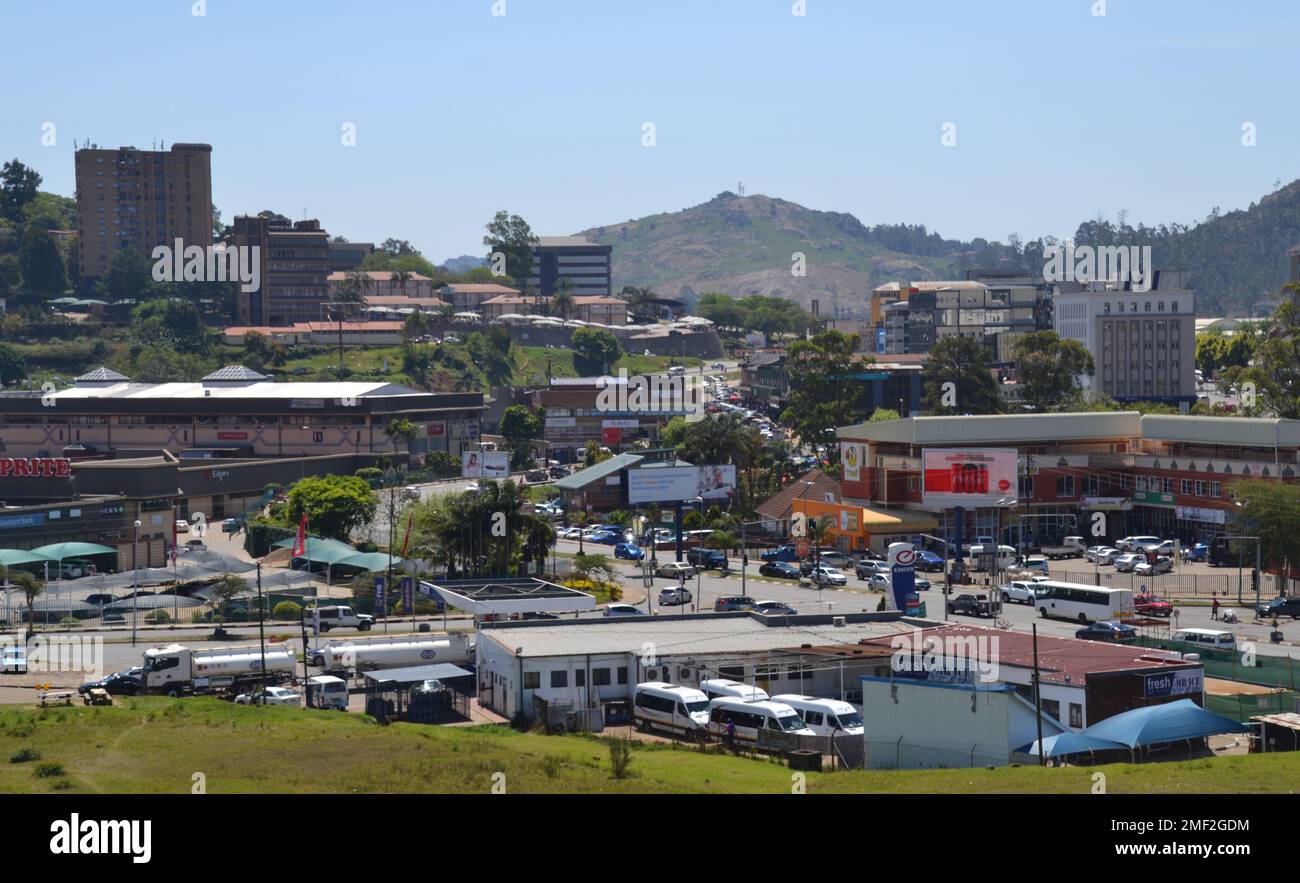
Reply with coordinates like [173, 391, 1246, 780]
[400, 512, 415, 557]
[292, 513, 308, 557]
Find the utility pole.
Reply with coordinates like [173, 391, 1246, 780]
[256, 562, 268, 697]
[1032, 622, 1045, 766]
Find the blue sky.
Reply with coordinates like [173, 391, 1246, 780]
[2, 0, 1296, 262]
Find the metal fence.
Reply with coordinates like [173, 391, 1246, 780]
[1048, 569, 1295, 600]
[864, 738, 1013, 770]
[1205, 689, 1299, 723]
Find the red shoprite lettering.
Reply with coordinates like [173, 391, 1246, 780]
[0, 457, 72, 478]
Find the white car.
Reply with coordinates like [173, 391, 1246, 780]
[1135, 556, 1174, 576]
[603, 603, 643, 617]
[1116, 535, 1161, 553]
[1113, 553, 1144, 572]
[175, 519, 189, 531]
[657, 586, 693, 607]
[811, 566, 848, 586]
[464, 481, 480, 492]
[999, 581, 1044, 605]
[235, 686, 301, 707]
[1087, 546, 1120, 564]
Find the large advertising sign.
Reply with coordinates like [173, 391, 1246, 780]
[841, 442, 862, 482]
[1144, 668, 1203, 699]
[462, 451, 509, 479]
[628, 465, 737, 505]
[922, 448, 1017, 509]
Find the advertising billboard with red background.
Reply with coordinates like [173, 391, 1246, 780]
[921, 449, 1018, 509]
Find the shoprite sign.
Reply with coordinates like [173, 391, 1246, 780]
[0, 457, 71, 478]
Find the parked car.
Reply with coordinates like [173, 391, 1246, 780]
[78, 669, 143, 696]
[175, 519, 189, 532]
[1184, 543, 1209, 563]
[1116, 535, 1161, 553]
[657, 587, 693, 607]
[1113, 553, 1143, 573]
[655, 561, 696, 580]
[613, 542, 644, 560]
[1134, 595, 1173, 617]
[814, 551, 852, 568]
[588, 531, 622, 546]
[759, 561, 801, 579]
[810, 566, 848, 586]
[714, 596, 755, 612]
[753, 600, 798, 616]
[915, 550, 944, 572]
[603, 603, 643, 617]
[686, 548, 728, 571]
[234, 686, 302, 707]
[524, 469, 548, 483]
[1134, 556, 1173, 576]
[946, 594, 992, 617]
[1256, 596, 1300, 620]
[1087, 546, 1120, 565]
[855, 560, 890, 580]
[400, 486, 422, 502]
[1075, 621, 1137, 643]
[761, 545, 799, 562]
[221, 517, 242, 533]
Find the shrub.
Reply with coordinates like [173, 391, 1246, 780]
[272, 600, 302, 620]
[607, 738, 633, 780]
[33, 762, 64, 778]
[9, 747, 40, 763]
[144, 609, 170, 624]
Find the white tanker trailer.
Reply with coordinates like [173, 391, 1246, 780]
[143, 643, 297, 697]
[310, 634, 470, 674]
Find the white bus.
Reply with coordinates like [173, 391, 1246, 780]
[632, 683, 710, 738]
[770, 694, 864, 736]
[1034, 581, 1133, 623]
[707, 697, 814, 745]
[699, 678, 768, 701]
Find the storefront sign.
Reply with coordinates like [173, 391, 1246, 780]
[216, 431, 249, 441]
[0, 457, 71, 478]
[1144, 668, 1203, 698]
[1175, 505, 1226, 525]
[1132, 490, 1175, 507]
[0, 512, 44, 530]
[1081, 496, 1132, 511]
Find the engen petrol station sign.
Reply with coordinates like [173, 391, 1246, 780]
[0, 457, 72, 478]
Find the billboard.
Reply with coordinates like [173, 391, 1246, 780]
[841, 442, 863, 482]
[462, 450, 509, 479]
[922, 448, 1017, 509]
[628, 465, 737, 505]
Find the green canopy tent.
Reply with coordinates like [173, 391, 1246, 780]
[271, 537, 404, 586]
[30, 542, 117, 561]
[0, 549, 56, 568]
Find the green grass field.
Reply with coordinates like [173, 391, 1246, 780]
[0, 699, 1293, 794]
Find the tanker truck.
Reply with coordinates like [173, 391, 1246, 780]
[142, 643, 297, 697]
[309, 633, 471, 675]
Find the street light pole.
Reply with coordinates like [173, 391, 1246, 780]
[131, 519, 141, 647]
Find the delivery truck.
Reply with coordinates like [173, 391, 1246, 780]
[142, 643, 296, 697]
[309, 633, 471, 675]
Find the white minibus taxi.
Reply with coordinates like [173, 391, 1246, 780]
[770, 694, 864, 736]
[1172, 628, 1237, 652]
[633, 683, 711, 738]
[707, 697, 814, 744]
[699, 678, 768, 701]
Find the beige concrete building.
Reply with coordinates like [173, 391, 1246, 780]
[74, 143, 213, 279]
[327, 270, 438, 299]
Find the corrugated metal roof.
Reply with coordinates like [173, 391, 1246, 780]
[49, 380, 424, 401]
[1140, 414, 1300, 448]
[838, 412, 1142, 445]
[553, 453, 644, 491]
[481, 616, 914, 659]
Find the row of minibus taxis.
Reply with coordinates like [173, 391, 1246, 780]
[633, 679, 864, 746]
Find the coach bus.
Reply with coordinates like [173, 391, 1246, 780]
[1034, 581, 1133, 623]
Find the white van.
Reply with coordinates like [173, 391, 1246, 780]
[633, 683, 710, 738]
[699, 678, 768, 701]
[770, 694, 863, 736]
[305, 675, 349, 710]
[707, 698, 814, 744]
[1172, 628, 1236, 652]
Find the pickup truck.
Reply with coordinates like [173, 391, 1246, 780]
[946, 594, 992, 617]
[311, 605, 375, 632]
[1039, 536, 1087, 559]
[998, 581, 1044, 606]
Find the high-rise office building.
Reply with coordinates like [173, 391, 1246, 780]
[528, 236, 613, 296]
[231, 213, 331, 326]
[74, 143, 213, 279]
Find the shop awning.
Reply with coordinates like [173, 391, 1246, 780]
[857, 505, 938, 533]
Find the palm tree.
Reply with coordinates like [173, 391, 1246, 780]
[11, 570, 43, 641]
[391, 269, 412, 299]
[552, 278, 576, 320]
[619, 285, 657, 322]
[329, 273, 371, 373]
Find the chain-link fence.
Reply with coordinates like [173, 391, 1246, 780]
[1047, 568, 1294, 600]
[1205, 689, 1300, 723]
[864, 738, 1013, 770]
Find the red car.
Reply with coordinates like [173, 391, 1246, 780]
[1134, 595, 1172, 617]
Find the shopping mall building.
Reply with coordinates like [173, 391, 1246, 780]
[836, 411, 1300, 549]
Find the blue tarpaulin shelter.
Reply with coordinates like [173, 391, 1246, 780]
[1080, 699, 1249, 748]
[1019, 731, 1130, 758]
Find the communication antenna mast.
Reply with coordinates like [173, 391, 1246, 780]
[737, 181, 745, 197]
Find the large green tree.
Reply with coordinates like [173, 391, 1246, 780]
[130, 298, 210, 354]
[104, 248, 155, 302]
[779, 329, 868, 459]
[1223, 285, 1300, 418]
[0, 160, 42, 224]
[0, 341, 28, 386]
[922, 335, 1002, 415]
[482, 210, 538, 291]
[500, 405, 543, 470]
[1012, 330, 1095, 412]
[1227, 479, 1300, 580]
[17, 225, 66, 294]
[287, 475, 378, 542]
[572, 326, 622, 375]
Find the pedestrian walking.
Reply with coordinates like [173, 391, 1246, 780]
[1211, 595, 1220, 621]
